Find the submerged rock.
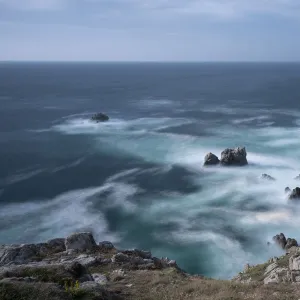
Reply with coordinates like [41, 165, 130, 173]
[203, 152, 220, 166]
[220, 147, 248, 166]
[260, 174, 276, 181]
[91, 113, 109, 122]
[288, 187, 300, 200]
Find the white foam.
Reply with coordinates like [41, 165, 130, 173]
[232, 115, 270, 125]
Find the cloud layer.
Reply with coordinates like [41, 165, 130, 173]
[0, 0, 300, 61]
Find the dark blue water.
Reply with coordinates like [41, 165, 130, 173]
[1, 62, 300, 279]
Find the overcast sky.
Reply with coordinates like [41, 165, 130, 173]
[0, 0, 300, 61]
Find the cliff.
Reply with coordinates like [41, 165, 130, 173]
[1, 232, 300, 300]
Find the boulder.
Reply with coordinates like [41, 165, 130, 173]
[220, 147, 248, 166]
[285, 238, 298, 250]
[91, 113, 109, 122]
[46, 238, 66, 253]
[111, 253, 130, 263]
[99, 241, 114, 250]
[92, 273, 108, 285]
[65, 232, 97, 252]
[203, 152, 220, 166]
[273, 233, 287, 250]
[288, 187, 300, 200]
[260, 174, 276, 181]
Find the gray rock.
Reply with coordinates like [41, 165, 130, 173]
[65, 232, 97, 251]
[122, 249, 152, 259]
[99, 241, 114, 250]
[0, 244, 39, 266]
[264, 263, 279, 276]
[204, 152, 220, 166]
[264, 267, 289, 284]
[111, 253, 130, 263]
[92, 273, 108, 285]
[273, 233, 287, 249]
[111, 269, 125, 281]
[289, 255, 300, 271]
[46, 238, 66, 253]
[288, 187, 300, 200]
[167, 260, 177, 267]
[260, 174, 276, 181]
[294, 175, 300, 180]
[220, 147, 248, 166]
[74, 254, 100, 267]
[91, 113, 109, 123]
[285, 238, 298, 250]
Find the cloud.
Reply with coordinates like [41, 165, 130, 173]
[0, 0, 66, 10]
[1, 0, 300, 19]
[84, 0, 300, 19]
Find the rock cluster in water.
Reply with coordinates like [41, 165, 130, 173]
[204, 147, 248, 166]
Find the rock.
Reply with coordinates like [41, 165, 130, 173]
[243, 264, 250, 272]
[285, 238, 298, 250]
[264, 263, 279, 276]
[111, 269, 125, 281]
[92, 273, 108, 285]
[285, 187, 291, 194]
[294, 175, 300, 180]
[74, 254, 100, 268]
[0, 244, 41, 266]
[167, 260, 177, 267]
[99, 241, 114, 250]
[46, 238, 66, 253]
[203, 152, 220, 166]
[273, 233, 287, 249]
[65, 232, 97, 252]
[264, 267, 289, 284]
[289, 255, 300, 271]
[91, 113, 109, 123]
[122, 249, 152, 259]
[288, 187, 300, 200]
[260, 174, 276, 181]
[220, 147, 248, 166]
[111, 253, 130, 263]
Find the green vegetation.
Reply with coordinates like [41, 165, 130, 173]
[239, 262, 269, 282]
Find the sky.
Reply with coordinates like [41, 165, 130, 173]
[0, 0, 300, 61]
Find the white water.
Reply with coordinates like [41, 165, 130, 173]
[2, 107, 300, 279]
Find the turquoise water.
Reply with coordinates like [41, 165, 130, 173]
[1, 62, 300, 279]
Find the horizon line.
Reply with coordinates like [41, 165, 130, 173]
[1, 60, 300, 64]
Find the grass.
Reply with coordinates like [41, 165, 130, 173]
[277, 255, 290, 268]
[239, 262, 269, 282]
[105, 269, 300, 300]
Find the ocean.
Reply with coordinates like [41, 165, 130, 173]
[1, 62, 300, 279]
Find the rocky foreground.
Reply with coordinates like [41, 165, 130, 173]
[1, 232, 300, 300]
